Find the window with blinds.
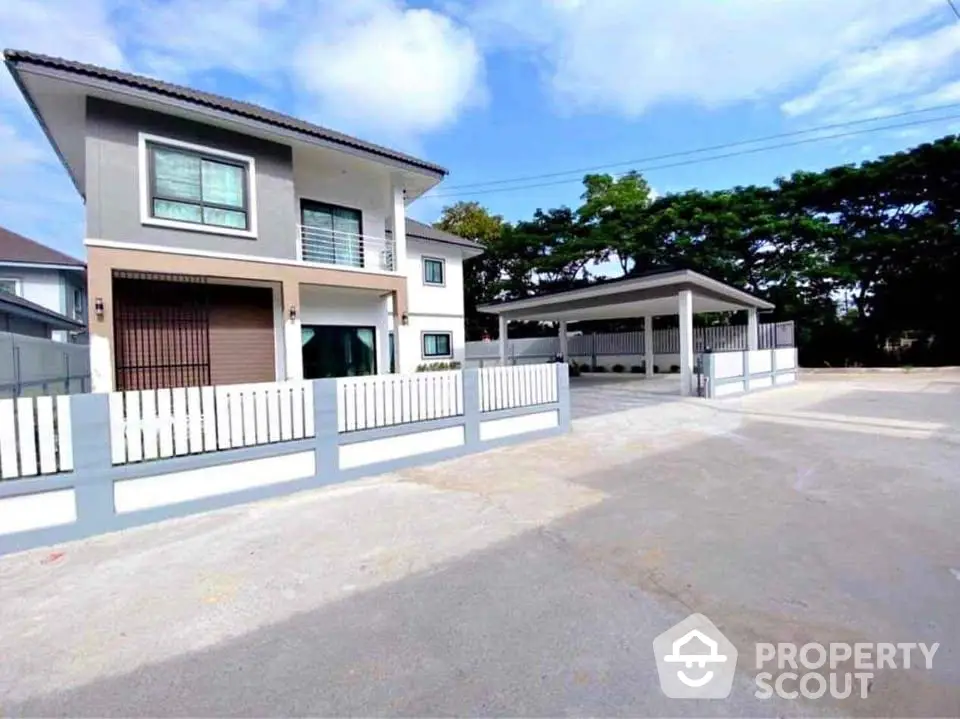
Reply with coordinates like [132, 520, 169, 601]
[148, 142, 250, 230]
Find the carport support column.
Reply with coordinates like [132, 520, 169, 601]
[678, 290, 694, 396]
[558, 321, 568, 360]
[644, 315, 654, 378]
[747, 307, 759, 351]
[498, 315, 508, 366]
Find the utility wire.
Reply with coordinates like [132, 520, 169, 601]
[427, 112, 960, 199]
[435, 102, 960, 192]
[947, 0, 960, 20]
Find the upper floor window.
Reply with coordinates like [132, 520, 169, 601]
[0, 278, 21, 296]
[139, 134, 258, 238]
[300, 200, 364, 268]
[423, 257, 445, 285]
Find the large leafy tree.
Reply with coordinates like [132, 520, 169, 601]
[446, 135, 960, 365]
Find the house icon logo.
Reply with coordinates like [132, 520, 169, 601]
[653, 613, 738, 699]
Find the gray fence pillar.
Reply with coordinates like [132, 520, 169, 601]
[312, 379, 340, 483]
[701, 353, 716, 399]
[557, 362, 571, 429]
[70, 393, 116, 532]
[463, 369, 481, 448]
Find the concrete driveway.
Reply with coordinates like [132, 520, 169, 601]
[1, 372, 958, 717]
[570, 373, 681, 419]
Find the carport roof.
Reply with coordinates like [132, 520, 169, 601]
[477, 268, 774, 322]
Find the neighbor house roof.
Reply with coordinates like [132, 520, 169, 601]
[0, 225, 84, 268]
[387, 218, 483, 253]
[0, 291, 84, 330]
[3, 49, 448, 177]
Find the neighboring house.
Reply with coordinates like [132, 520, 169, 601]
[0, 225, 87, 342]
[0, 290, 85, 339]
[4, 50, 482, 392]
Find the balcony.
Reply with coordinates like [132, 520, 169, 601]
[299, 225, 396, 273]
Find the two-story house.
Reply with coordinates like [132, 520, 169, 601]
[4, 50, 480, 392]
[0, 225, 86, 342]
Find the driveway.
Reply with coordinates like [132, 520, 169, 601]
[570, 373, 681, 418]
[1, 372, 958, 717]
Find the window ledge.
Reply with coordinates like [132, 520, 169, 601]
[141, 217, 257, 240]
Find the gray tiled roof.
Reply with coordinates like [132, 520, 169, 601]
[388, 218, 482, 251]
[0, 225, 84, 267]
[4, 49, 448, 176]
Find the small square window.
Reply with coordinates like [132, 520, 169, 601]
[0, 278, 21, 296]
[423, 257, 445, 286]
[422, 332, 452, 358]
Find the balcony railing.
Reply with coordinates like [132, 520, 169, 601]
[299, 225, 396, 272]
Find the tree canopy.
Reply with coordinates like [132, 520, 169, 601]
[436, 134, 960, 366]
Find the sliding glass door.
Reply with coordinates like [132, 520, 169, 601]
[300, 200, 363, 268]
[302, 325, 377, 379]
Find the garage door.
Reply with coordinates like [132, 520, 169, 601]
[114, 278, 275, 390]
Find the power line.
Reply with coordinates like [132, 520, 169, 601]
[427, 112, 960, 199]
[947, 0, 960, 20]
[435, 102, 960, 193]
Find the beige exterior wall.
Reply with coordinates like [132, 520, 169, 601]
[86, 244, 408, 392]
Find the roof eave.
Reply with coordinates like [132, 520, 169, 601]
[4, 51, 449, 179]
[4, 58, 83, 197]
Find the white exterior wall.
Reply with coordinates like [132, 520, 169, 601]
[0, 266, 85, 342]
[395, 238, 467, 373]
[292, 152, 392, 261]
[299, 286, 390, 374]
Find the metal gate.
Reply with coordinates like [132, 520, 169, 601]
[113, 274, 212, 391]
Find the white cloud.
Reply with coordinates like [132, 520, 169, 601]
[292, 1, 484, 144]
[461, 0, 951, 119]
[782, 22, 960, 118]
[0, 0, 484, 253]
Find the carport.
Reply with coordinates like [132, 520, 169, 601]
[477, 269, 775, 396]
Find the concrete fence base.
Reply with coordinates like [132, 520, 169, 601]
[0, 367, 571, 557]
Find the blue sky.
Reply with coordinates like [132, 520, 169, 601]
[2, 0, 960, 260]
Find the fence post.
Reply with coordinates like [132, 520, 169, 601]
[556, 362, 571, 430]
[70, 393, 116, 533]
[463, 368, 481, 449]
[702, 353, 715, 398]
[312, 379, 340, 482]
[65, 353, 71, 394]
[590, 332, 597, 370]
[771, 346, 778, 385]
[13, 344, 20, 398]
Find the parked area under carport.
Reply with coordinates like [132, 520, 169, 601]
[2, 371, 958, 716]
[478, 268, 774, 396]
[570, 373, 681, 419]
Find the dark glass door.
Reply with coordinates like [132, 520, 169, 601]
[302, 325, 376, 378]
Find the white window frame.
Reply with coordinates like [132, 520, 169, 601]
[422, 256, 446, 286]
[0, 278, 22, 296]
[138, 132, 259, 239]
[421, 331, 453, 359]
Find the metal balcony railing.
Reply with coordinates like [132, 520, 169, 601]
[299, 225, 396, 272]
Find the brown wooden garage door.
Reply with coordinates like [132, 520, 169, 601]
[114, 278, 275, 391]
[208, 284, 275, 386]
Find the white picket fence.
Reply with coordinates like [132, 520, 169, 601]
[478, 364, 559, 412]
[0, 396, 74, 479]
[109, 381, 314, 465]
[338, 371, 463, 432]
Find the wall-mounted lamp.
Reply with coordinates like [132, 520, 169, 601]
[401, 312, 409, 326]
[289, 305, 298, 321]
[94, 297, 104, 321]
